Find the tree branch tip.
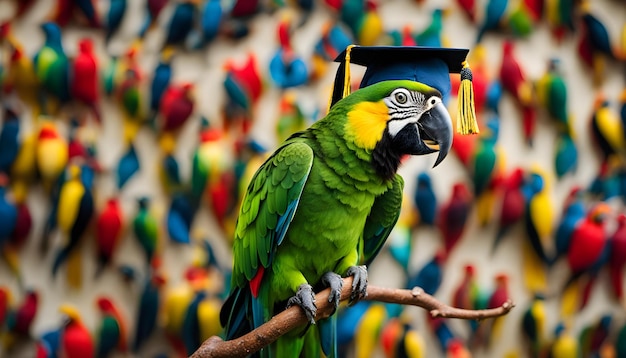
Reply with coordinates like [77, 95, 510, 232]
[430, 309, 443, 317]
[411, 287, 423, 297]
[502, 299, 515, 310]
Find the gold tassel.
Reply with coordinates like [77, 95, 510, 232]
[342, 44, 356, 99]
[457, 61, 480, 135]
[327, 44, 356, 112]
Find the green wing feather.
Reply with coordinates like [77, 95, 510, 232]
[232, 141, 314, 288]
[360, 174, 404, 266]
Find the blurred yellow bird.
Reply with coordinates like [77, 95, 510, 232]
[358, 5, 384, 46]
[3, 42, 40, 119]
[163, 283, 195, 336]
[551, 323, 580, 358]
[10, 130, 38, 197]
[55, 165, 92, 289]
[36, 120, 68, 194]
[402, 327, 426, 358]
[355, 303, 386, 358]
[523, 165, 554, 294]
[197, 297, 222, 341]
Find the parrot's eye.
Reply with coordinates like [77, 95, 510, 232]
[427, 96, 441, 108]
[394, 91, 408, 104]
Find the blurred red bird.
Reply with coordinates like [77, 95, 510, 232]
[567, 203, 610, 279]
[59, 305, 95, 358]
[95, 197, 125, 277]
[609, 213, 626, 303]
[473, 273, 510, 348]
[456, 0, 476, 22]
[71, 38, 101, 123]
[561, 202, 611, 314]
[499, 40, 537, 146]
[10, 290, 38, 337]
[493, 167, 527, 254]
[452, 264, 478, 310]
[159, 83, 195, 133]
[437, 182, 473, 255]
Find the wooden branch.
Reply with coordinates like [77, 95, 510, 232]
[190, 277, 515, 358]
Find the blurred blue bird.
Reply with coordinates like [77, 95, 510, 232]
[414, 172, 437, 226]
[105, 0, 127, 44]
[406, 251, 445, 295]
[0, 107, 20, 173]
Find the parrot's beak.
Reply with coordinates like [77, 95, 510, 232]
[419, 102, 453, 167]
[389, 101, 453, 168]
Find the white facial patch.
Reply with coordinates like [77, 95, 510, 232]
[388, 118, 418, 138]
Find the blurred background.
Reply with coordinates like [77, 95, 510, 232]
[0, 0, 625, 357]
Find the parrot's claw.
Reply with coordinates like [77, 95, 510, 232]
[347, 265, 368, 305]
[321, 271, 343, 314]
[287, 284, 317, 324]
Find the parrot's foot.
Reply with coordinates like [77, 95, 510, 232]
[321, 272, 343, 314]
[346, 265, 368, 305]
[287, 284, 317, 324]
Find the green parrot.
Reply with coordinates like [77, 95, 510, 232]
[132, 197, 159, 268]
[33, 22, 71, 114]
[219, 79, 453, 357]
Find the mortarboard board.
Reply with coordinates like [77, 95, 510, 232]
[330, 45, 479, 135]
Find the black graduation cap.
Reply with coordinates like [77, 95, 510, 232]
[330, 45, 479, 135]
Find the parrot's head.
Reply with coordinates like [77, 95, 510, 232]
[590, 202, 611, 223]
[37, 122, 59, 140]
[526, 171, 545, 194]
[10, 45, 24, 62]
[137, 196, 151, 209]
[452, 182, 471, 199]
[0, 22, 10, 39]
[78, 38, 93, 54]
[341, 80, 453, 178]
[106, 197, 119, 207]
[40, 22, 62, 46]
[25, 290, 38, 305]
[96, 297, 114, 312]
[59, 304, 82, 324]
[495, 273, 508, 286]
[464, 264, 476, 277]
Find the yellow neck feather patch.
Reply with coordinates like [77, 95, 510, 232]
[346, 100, 389, 150]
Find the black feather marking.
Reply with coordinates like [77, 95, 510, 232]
[372, 131, 402, 181]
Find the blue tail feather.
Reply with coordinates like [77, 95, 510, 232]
[319, 316, 337, 358]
